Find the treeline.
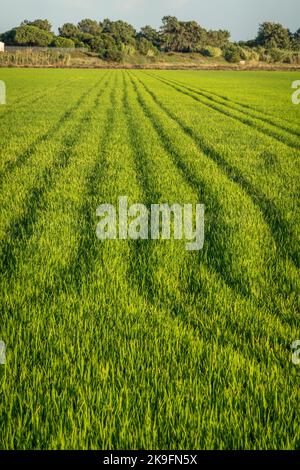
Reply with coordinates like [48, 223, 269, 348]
[1, 17, 300, 63]
[0, 17, 230, 60]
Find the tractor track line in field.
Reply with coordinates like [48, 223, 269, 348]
[58, 78, 117, 296]
[122, 73, 160, 308]
[133, 73, 299, 270]
[124, 72, 219, 335]
[130, 76, 299, 328]
[134, 78, 299, 319]
[195, 86, 300, 131]
[0, 74, 108, 186]
[0, 77, 81, 116]
[147, 72, 300, 146]
[0, 78, 110, 277]
[147, 73, 300, 139]
[146, 73, 299, 151]
[124, 73, 295, 348]
[125, 72, 212, 327]
[127, 72, 256, 299]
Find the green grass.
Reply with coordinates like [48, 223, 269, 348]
[0, 69, 299, 450]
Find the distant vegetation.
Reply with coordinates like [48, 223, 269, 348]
[1, 17, 300, 64]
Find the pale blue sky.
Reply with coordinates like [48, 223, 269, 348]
[1, 0, 299, 41]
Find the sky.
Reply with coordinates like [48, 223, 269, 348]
[1, 0, 299, 41]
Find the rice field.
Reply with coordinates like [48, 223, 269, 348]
[0, 69, 299, 450]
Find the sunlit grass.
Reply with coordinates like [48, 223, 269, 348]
[0, 69, 299, 450]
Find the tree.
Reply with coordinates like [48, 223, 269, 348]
[14, 25, 53, 47]
[181, 21, 207, 51]
[0, 28, 17, 45]
[103, 20, 136, 46]
[51, 37, 75, 48]
[86, 32, 124, 60]
[292, 28, 300, 50]
[88, 36, 100, 52]
[76, 32, 95, 48]
[58, 23, 79, 39]
[256, 22, 291, 49]
[100, 34, 123, 61]
[201, 46, 222, 57]
[78, 19, 102, 36]
[160, 17, 230, 53]
[139, 25, 160, 48]
[206, 29, 230, 48]
[160, 16, 181, 51]
[160, 17, 207, 52]
[2, 15, 296, 62]
[137, 37, 157, 56]
[21, 19, 52, 32]
[224, 44, 242, 63]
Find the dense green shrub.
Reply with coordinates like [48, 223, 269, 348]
[58, 23, 80, 38]
[51, 37, 75, 48]
[256, 47, 300, 63]
[267, 48, 286, 62]
[89, 36, 104, 53]
[95, 34, 123, 61]
[102, 47, 123, 62]
[256, 22, 291, 49]
[224, 45, 242, 63]
[239, 46, 259, 61]
[137, 37, 158, 56]
[73, 39, 86, 49]
[121, 43, 136, 56]
[256, 46, 268, 61]
[21, 19, 52, 32]
[14, 25, 54, 47]
[292, 51, 300, 63]
[201, 46, 222, 57]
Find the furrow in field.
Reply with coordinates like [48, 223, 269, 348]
[122, 73, 163, 308]
[147, 73, 299, 151]
[0, 76, 80, 118]
[0, 76, 111, 276]
[124, 71, 296, 367]
[49, 73, 269, 449]
[124, 72, 297, 445]
[0, 72, 183, 449]
[0, 73, 115, 313]
[135, 73, 300, 271]
[0, 77, 91, 162]
[149, 73, 300, 138]
[0, 74, 108, 184]
[55, 78, 117, 295]
[126, 74, 265, 294]
[0, 74, 133, 448]
[0, 70, 299, 450]
[128, 72, 299, 324]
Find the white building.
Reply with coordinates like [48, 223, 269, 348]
[0, 42, 4, 52]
